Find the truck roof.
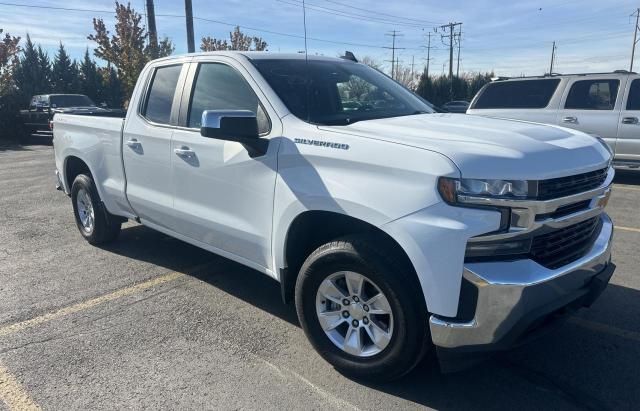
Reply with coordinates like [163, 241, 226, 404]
[151, 51, 356, 64]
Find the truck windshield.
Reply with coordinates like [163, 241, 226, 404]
[251, 59, 434, 125]
[49, 95, 96, 108]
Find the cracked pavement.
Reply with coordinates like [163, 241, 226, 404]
[0, 138, 638, 410]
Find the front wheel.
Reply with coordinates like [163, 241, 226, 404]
[71, 174, 121, 245]
[295, 235, 431, 381]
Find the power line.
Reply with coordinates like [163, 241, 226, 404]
[277, 0, 437, 28]
[322, 0, 444, 25]
[0, 1, 424, 51]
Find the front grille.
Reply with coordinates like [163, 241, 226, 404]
[536, 200, 591, 220]
[530, 217, 602, 269]
[537, 168, 608, 200]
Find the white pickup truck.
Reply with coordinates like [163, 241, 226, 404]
[54, 52, 615, 381]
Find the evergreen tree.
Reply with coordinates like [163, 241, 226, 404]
[14, 35, 52, 104]
[99, 65, 123, 108]
[36, 45, 52, 92]
[79, 48, 102, 103]
[51, 43, 76, 93]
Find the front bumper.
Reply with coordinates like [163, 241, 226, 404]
[429, 213, 614, 351]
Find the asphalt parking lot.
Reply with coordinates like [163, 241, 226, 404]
[0, 136, 638, 410]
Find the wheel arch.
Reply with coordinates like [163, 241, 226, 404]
[64, 155, 94, 192]
[278, 210, 422, 307]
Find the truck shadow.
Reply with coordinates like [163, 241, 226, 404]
[614, 168, 640, 185]
[101, 224, 300, 326]
[103, 223, 638, 410]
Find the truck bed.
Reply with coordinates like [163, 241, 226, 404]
[53, 113, 134, 219]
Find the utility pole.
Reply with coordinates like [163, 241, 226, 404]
[631, 8, 640, 72]
[384, 30, 404, 80]
[549, 41, 557, 74]
[410, 55, 415, 81]
[146, 0, 158, 58]
[456, 27, 462, 78]
[185, 0, 195, 53]
[439, 22, 462, 100]
[422, 32, 433, 79]
[439, 22, 462, 80]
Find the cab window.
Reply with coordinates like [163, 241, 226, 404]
[187, 63, 270, 134]
[565, 79, 619, 110]
[142, 64, 183, 124]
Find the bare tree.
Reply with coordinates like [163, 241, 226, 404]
[88, 2, 174, 102]
[0, 28, 20, 95]
[201, 26, 268, 51]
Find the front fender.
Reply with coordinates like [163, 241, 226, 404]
[271, 128, 479, 315]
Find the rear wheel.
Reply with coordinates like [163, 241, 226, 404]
[295, 235, 431, 381]
[71, 174, 121, 244]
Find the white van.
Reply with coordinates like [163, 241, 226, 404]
[467, 71, 640, 166]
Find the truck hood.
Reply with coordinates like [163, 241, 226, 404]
[321, 113, 611, 180]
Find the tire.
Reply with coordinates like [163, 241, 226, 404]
[71, 174, 121, 245]
[295, 235, 431, 381]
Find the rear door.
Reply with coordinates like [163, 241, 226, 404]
[557, 76, 626, 151]
[168, 58, 281, 270]
[122, 62, 188, 228]
[616, 77, 640, 163]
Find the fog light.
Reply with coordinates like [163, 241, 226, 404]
[465, 238, 531, 260]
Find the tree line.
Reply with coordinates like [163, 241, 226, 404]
[1, 0, 492, 139]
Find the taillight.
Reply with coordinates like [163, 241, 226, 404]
[49, 120, 54, 130]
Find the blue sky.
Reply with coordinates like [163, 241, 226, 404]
[0, 0, 637, 77]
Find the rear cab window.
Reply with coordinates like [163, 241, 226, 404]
[141, 64, 183, 125]
[471, 79, 561, 109]
[564, 79, 619, 110]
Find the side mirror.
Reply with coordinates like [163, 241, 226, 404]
[200, 110, 267, 157]
[200, 110, 259, 141]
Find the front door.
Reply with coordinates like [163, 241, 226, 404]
[169, 61, 280, 270]
[617, 77, 640, 163]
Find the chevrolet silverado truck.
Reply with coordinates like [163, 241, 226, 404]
[53, 52, 615, 381]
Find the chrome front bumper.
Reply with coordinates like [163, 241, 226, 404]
[429, 213, 614, 350]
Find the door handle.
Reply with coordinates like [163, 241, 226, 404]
[562, 116, 578, 124]
[126, 138, 141, 148]
[174, 146, 195, 158]
[622, 116, 639, 124]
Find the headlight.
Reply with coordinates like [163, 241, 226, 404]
[438, 177, 530, 204]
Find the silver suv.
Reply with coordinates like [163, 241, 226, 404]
[467, 71, 640, 167]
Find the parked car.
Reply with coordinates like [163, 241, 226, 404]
[467, 71, 640, 167]
[19, 94, 123, 135]
[442, 100, 470, 113]
[53, 52, 615, 381]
